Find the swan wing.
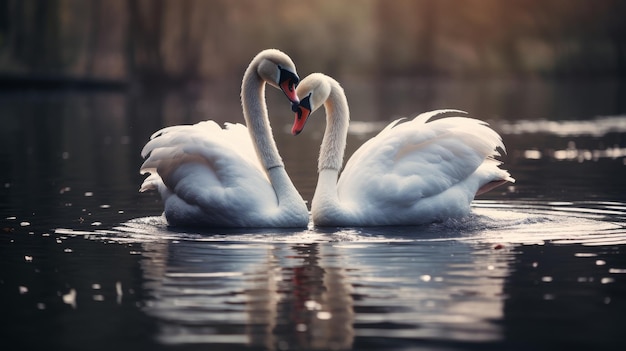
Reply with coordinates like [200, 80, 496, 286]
[142, 121, 265, 176]
[337, 111, 510, 221]
[140, 121, 279, 227]
[340, 109, 470, 180]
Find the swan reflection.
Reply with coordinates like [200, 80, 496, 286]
[55, 200, 626, 350]
[57, 201, 626, 347]
[139, 239, 354, 350]
[135, 226, 516, 348]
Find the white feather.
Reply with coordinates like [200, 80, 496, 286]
[139, 49, 308, 228]
[297, 74, 515, 226]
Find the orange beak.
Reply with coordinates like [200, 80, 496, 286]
[280, 80, 299, 104]
[292, 104, 311, 135]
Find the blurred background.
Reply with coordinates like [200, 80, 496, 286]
[1, 0, 626, 213]
[2, 3, 626, 350]
[1, 0, 625, 87]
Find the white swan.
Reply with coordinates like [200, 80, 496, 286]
[139, 49, 309, 228]
[291, 73, 515, 226]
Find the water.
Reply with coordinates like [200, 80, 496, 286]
[1, 78, 626, 351]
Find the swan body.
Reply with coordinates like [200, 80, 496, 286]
[140, 49, 309, 228]
[292, 73, 515, 226]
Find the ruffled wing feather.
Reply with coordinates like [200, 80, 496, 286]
[337, 110, 512, 223]
[140, 120, 278, 227]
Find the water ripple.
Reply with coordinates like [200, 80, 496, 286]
[497, 115, 626, 137]
[55, 201, 626, 247]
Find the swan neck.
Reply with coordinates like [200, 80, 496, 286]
[241, 64, 283, 170]
[311, 168, 345, 225]
[241, 58, 307, 220]
[318, 82, 349, 172]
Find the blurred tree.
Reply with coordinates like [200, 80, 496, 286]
[0, 0, 625, 87]
[128, 0, 164, 82]
[11, 0, 62, 72]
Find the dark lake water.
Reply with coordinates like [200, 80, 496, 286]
[1, 77, 626, 351]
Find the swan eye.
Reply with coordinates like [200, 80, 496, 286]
[278, 65, 299, 91]
[277, 65, 300, 103]
[299, 93, 312, 113]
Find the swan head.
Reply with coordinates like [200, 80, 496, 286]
[291, 73, 332, 135]
[255, 49, 300, 104]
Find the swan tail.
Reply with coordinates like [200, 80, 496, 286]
[475, 170, 515, 196]
[139, 173, 163, 192]
[474, 156, 515, 196]
[475, 179, 509, 196]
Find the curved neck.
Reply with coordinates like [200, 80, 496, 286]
[318, 80, 349, 172]
[241, 63, 283, 170]
[240, 58, 308, 221]
[311, 80, 351, 224]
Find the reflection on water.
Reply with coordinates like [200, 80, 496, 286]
[521, 144, 626, 162]
[494, 116, 626, 162]
[50, 200, 626, 350]
[138, 241, 355, 349]
[497, 116, 626, 137]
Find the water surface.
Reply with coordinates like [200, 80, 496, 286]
[1, 78, 625, 350]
